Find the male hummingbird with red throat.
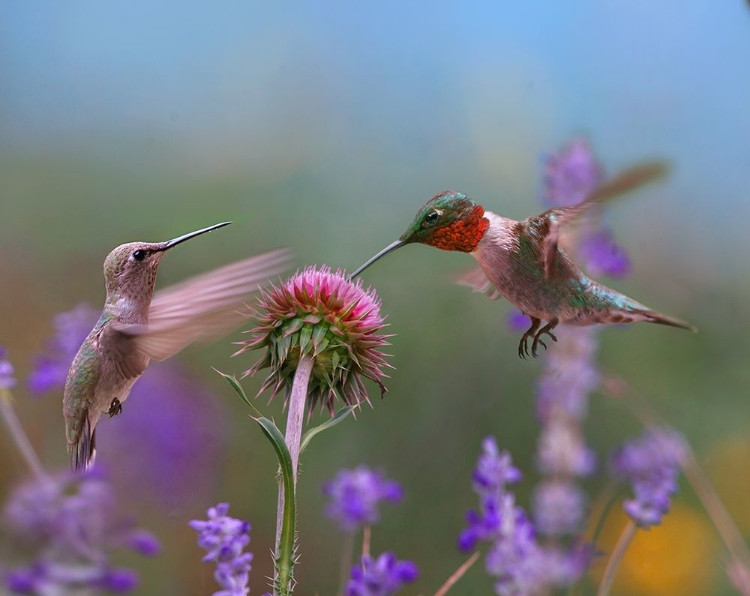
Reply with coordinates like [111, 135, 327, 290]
[63, 222, 291, 471]
[350, 163, 695, 357]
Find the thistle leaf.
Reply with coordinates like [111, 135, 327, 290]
[299, 406, 354, 455]
[214, 368, 263, 417]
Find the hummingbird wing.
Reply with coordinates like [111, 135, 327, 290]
[107, 248, 291, 373]
[539, 161, 669, 278]
[455, 266, 502, 300]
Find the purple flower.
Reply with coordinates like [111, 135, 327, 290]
[532, 480, 587, 536]
[189, 503, 253, 596]
[346, 552, 418, 596]
[458, 438, 522, 552]
[239, 266, 391, 414]
[535, 421, 597, 478]
[323, 466, 403, 531]
[506, 310, 530, 333]
[579, 228, 631, 279]
[460, 439, 590, 595]
[542, 138, 603, 207]
[0, 347, 17, 390]
[472, 437, 522, 493]
[611, 427, 686, 527]
[1, 470, 158, 594]
[535, 327, 600, 423]
[28, 304, 97, 395]
[26, 304, 226, 509]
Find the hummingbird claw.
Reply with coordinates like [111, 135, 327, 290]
[517, 316, 541, 360]
[530, 319, 559, 358]
[108, 398, 123, 418]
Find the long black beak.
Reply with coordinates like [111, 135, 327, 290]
[349, 240, 406, 279]
[158, 222, 232, 251]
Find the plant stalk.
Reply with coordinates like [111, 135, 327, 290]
[597, 520, 637, 596]
[273, 354, 314, 595]
[0, 389, 49, 482]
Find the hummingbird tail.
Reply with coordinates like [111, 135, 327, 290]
[637, 310, 697, 333]
[70, 417, 97, 472]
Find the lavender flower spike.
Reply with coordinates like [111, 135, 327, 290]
[346, 552, 419, 596]
[324, 466, 403, 531]
[0, 347, 17, 390]
[611, 427, 687, 527]
[190, 503, 253, 596]
[1, 470, 159, 595]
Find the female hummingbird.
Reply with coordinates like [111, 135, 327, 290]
[63, 222, 291, 471]
[350, 163, 695, 358]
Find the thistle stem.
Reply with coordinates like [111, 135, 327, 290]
[433, 551, 480, 596]
[273, 354, 314, 595]
[337, 531, 355, 596]
[597, 520, 637, 596]
[0, 389, 48, 482]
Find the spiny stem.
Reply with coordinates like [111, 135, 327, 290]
[337, 531, 355, 596]
[597, 520, 637, 596]
[0, 389, 49, 482]
[273, 354, 314, 596]
[286, 355, 314, 482]
[433, 551, 480, 596]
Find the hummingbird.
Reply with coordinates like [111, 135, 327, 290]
[350, 162, 695, 358]
[63, 222, 291, 471]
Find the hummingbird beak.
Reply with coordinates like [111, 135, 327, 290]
[157, 222, 232, 251]
[349, 240, 406, 279]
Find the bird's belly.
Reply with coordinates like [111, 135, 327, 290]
[93, 375, 138, 414]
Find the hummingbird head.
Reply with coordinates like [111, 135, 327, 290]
[398, 191, 489, 251]
[102, 222, 231, 303]
[349, 191, 490, 279]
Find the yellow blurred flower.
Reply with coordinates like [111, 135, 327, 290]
[591, 503, 717, 596]
[706, 436, 750, 534]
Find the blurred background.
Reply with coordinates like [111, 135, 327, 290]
[1, 2, 749, 594]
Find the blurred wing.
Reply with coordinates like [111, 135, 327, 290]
[455, 266, 503, 300]
[112, 248, 292, 362]
[540, 161, 669, 278]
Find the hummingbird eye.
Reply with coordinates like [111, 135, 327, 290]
[423, 210, 440, 227]
[132, 249, 147, 261]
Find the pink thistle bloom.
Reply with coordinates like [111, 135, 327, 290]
[238, 266, 390, 414]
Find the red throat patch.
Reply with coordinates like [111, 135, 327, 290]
[424, 205, 490, 252]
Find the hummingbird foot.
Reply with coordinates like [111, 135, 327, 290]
[518, 316, 541, 359]
[531, 320, 559, 358]
[108, 398, 123, 418]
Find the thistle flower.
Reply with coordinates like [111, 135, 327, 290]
[542, 138, 602, 208]
[27, 304, 226, 509]
[324, 466, 403, 531]
[239, 266, 390, 414]
[346, 552, 418, 596]
[189, 503, 253, 596]
[1, 469, 159, 594]
[611, 427, 687, 527]
[0, 347, 17, 390]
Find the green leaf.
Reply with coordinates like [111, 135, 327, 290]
[299, 406, 354, 455]
[299, 325, 313, 354]
[253, 416, 296, 596]
[213, 368, 263, 418]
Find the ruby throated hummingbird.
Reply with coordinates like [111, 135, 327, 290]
[63, 222, 290, 471]
[350, 163, 695, 358]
